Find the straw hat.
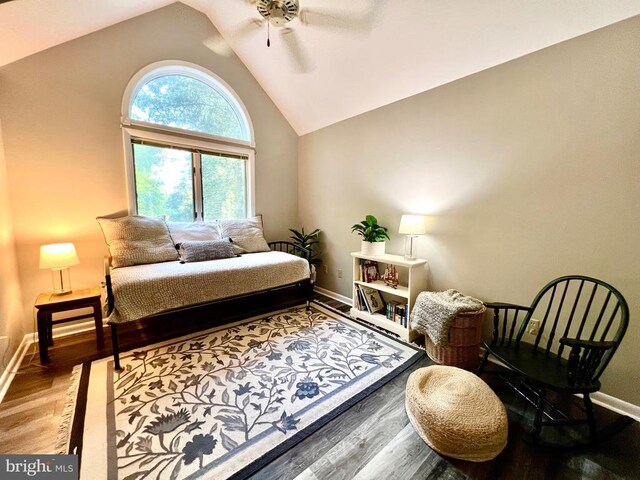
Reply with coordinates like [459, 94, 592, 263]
[405, 365, 508, 462]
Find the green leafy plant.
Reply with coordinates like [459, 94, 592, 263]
[351, 215, 390, 243]
[289, 227, 322, 266]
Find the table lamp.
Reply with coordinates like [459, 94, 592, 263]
[40, 243, 79, 294]
[398, 215, 426, 260]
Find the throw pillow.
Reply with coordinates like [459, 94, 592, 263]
[217, 215, 271, 254]
[179, 239, 235, 262]
[97, 215, 179, 268]
[167, 221, 221, 246]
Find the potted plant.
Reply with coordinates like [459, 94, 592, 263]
[351, 215, 389, 256]
[289, 227, 322, 267]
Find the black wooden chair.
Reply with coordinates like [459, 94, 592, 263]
[477, 275, 629, 445]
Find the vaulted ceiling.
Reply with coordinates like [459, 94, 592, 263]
[1, 0, 639, 135]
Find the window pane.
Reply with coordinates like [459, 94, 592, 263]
[201, 154, 246, 220]
[133, 144, 194, 223]
[130, 75, 246, 140]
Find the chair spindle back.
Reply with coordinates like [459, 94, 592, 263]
[516, 276, 628, 381]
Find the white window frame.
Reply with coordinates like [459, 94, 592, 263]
[121, 61, 256, 219]
[123, 127, 255, 220]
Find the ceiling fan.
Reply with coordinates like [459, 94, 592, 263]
[252, 0, 306, 73]
[205, 0, 383, 73]
[256, 0, 299, 32]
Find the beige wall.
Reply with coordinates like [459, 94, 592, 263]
[299, 17, 640, 404]
[0, 2, 637, 406]
[0, 3, 299, 332]
[0, 118, 25, 376]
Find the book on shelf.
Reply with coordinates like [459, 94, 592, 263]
[355, 284, 371, 313]
[355, 284, 370, 313]
[386, 301, 400, 322]
[392, 303, 409, 326]
[359, 285, 385, 314]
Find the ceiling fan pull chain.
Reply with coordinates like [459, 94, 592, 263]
[267, 21, 271, 47]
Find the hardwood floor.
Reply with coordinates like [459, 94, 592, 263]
[251, 351, 639, 480]
[1, 293, 638, 479]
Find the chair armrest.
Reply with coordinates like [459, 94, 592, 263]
[484, 302, 532, 312]
[559, 337, 615, 351]
[560, 337, 615, 386]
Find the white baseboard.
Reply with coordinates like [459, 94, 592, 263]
[315, 286, 352, 306]
[0, 319, 104, 404]
[0, 334, 31, 404]
[590, 392, 640, 422]
[485, 355, 640, 422]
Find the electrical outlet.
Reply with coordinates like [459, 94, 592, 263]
[323, 265, 328, 274]
[338, 269, 343, 279]
[527, 319, 541, 335]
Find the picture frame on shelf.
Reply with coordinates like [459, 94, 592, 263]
[363, 260, 379, 283]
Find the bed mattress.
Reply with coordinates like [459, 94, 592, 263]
[107, 251, 310, 324]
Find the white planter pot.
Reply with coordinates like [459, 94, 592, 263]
[361, 240, 385, 256]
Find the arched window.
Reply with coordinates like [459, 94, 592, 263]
[121, 61, 255, 222]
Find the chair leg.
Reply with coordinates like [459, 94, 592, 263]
[533, 387, 546, 444]
[583, 393, 597, 444]
[476, 350, 489, 376]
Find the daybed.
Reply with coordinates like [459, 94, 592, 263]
[98, 215, 313, 370]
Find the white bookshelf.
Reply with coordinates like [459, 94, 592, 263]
[350, 252, 427, 342]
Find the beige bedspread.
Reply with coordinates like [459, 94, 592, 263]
[107, 251, 310, 324]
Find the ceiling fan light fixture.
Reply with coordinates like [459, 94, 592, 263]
[257, 0, 299, 27]
[269, 7, 286, 27]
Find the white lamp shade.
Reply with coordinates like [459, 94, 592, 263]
[40, 243, 80, 269]
[398, 215, 426, 235]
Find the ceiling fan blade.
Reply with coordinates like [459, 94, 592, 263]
[232, 18, 265, 39]
[280, 27, 313, 74]
[299, 0, 389, 33]
[299, 7, 368, 33]
[202, 33, 234, 57]
[203, 17, 264, 58]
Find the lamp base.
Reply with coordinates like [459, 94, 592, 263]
[403, 235, 419, 261]
[51, 268, 72, 295]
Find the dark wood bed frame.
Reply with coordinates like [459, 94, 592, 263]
[105, 241, 314, 370]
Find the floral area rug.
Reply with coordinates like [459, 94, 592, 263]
[59, 303, 423, 479]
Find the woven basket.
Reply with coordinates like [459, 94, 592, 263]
[425, 307, 486, 371]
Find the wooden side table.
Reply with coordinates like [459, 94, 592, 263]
[35, 286, 103, 364]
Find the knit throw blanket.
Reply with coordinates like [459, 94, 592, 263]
[410, 290, 484, 346]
